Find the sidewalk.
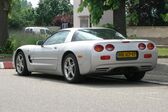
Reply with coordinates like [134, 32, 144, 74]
[157, 58, 168, 65]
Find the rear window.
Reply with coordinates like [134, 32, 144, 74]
[72, 29, 125, 41]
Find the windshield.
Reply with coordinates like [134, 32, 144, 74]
[72, 29, 125, 41]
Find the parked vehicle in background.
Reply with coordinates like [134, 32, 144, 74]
[25, 27, 51, 36]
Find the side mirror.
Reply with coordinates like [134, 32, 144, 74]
[36, 40, 44, 46]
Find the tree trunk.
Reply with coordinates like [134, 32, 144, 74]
[113, 0, 126, 37]
[0, 0, 9, 48]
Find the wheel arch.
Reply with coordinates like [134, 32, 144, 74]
[61, 51, 78, 69]
[14, 49, 31, 75]
[14, 49, 24, 66]
[14, 49, 30, 71]
[60, 49, 92, 75]
[15, 49, 23, 55]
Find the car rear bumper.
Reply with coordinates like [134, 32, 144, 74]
[91, 62, 155, 74]
[88, 49, 158, 75]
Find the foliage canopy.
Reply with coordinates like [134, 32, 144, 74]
[9, 0, 35, 28]
[35, 0, 73, 26]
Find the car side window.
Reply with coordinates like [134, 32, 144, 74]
[43, 31, 70, 45]
[40, 29, 45, 34]
[25, 29, 29, 33]
[72, 30, 102, 41]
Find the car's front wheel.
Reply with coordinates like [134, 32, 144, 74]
[63, 54, 81, 83]
[124, 72, 145, 81]
[15, 51, 31, 76]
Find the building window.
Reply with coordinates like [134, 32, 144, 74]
[80, 17, 89, 27]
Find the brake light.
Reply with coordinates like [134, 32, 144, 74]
[94, 45, 104, 52]
[105, 44, 115, 51]
[147, 43, 155, 50]
[100, 55, 111, 60]
[138, 43, 146, 50]
[144, 54, 152, 58]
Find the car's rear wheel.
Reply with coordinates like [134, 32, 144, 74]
[63, 54, 81, 83]
[15, 51, 31, 76]
[124, 72, 145, 81]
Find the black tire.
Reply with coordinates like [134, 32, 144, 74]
[124, 72, 145, 81]
[62, 54, 81, 83]
[15, 51, 31, 76]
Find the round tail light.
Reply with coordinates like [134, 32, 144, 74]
[147, 43, 155, 50]
[94, 45, 104, 52]
[138, 43, 146, 50]
[105, 44, 115, 51]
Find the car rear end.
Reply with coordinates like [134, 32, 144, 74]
[90, 39, 157, 74]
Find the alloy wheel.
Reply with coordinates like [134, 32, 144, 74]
[64, 57, 76, 81]
[16, 53, 25, 74]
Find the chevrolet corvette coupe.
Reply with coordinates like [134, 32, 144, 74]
[13, 28, 157, 83]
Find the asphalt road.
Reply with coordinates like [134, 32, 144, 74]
[0, 59, 168, 112]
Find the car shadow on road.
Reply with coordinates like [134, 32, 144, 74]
[14, 73, 164, 88]
[80, 75, 164, 88]
[14, 73, 65, 83]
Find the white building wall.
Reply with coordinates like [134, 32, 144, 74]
[73, 0, 113, 27]
[73, 0, 90, 27]
[97, 10, 113, 26]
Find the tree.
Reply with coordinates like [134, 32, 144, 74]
[52, 14, 73, 27]
[8, 0, 35, 29]
[35, 0, 73, 26]
[113, 0, 126, 36]
[127, 0, 167, 26]
[126, 0, 139, 26]
[79, 0, 126, 36]
[0, 0, 11, 48]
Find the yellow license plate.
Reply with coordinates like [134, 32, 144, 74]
[117, 51, 138, 60]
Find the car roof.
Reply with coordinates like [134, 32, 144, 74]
[62, 27, 111, 31]
[25, 27, 49, 30]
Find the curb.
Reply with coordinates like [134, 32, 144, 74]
[0, 61, 14, 69]
[158, 56, 168, 58]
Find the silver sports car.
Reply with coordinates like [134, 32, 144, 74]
[13, 28, 157, 83]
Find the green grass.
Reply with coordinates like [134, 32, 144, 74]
[0, 30, 46, 60]
[0, 53, 13, 57]
[157, 48, 168, 57]
[48, 26, 60, 33]
[0, 30, 45, 55]
[9, 30, 45, 50]
[0, 53, 13, 61]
